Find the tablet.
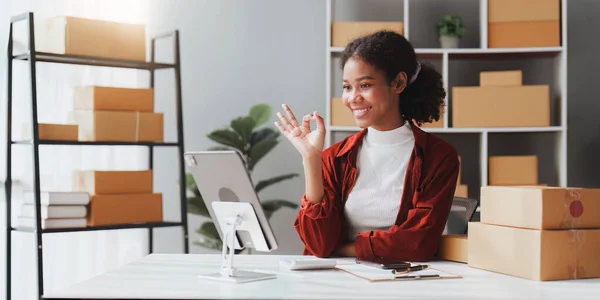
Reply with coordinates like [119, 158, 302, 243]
[184, 150, 278, 252]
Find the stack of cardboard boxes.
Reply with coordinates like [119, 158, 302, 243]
[452, 70, 550, 128]
[73, 170, 163, 226]
[488, 0, 561, 48]
[16, 16, 164, 228]
[469, 186, 600, 281]
[69, 86, 163, 142]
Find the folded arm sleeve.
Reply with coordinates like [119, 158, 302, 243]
[354, 153, 459, 262]
[293, 154, 344, 258]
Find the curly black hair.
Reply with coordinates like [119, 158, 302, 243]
[340, 30, 446, 126]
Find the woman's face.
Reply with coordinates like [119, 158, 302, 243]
[342, 58, 407, 131]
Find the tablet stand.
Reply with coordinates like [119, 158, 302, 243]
[197, 202, 276, 283]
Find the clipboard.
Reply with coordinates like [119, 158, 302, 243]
[335, 263, 462, 282]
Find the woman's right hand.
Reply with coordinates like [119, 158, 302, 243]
[274, 104, 326, 160]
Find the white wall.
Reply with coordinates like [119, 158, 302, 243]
[146, 0, 324, 256]
[1, 0, 323, 299]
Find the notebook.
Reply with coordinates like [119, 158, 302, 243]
[335, 264, 461, 282]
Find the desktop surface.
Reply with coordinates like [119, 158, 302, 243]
[43, 253, 600, 300]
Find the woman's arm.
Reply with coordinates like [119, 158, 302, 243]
[302, 154, 324, 204]
[293, 152, 345, 258]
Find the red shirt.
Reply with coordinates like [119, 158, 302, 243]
[293, 123, 460, 263]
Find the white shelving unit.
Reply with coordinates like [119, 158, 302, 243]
[325, 0, 568, 196]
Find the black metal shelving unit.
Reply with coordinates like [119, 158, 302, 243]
[5, 12, 189, 300]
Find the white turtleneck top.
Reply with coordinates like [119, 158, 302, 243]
[343, 121, 415, 240]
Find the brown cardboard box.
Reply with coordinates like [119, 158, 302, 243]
[73, 170, 153, 195]
[74, 86, 153, 112]
[22, 123, 78, 141]
[489, 155, 538, 186]
[480, 70, 522, 86]
[480, 186, 600, 230]
[488, 0, 560, 23]
[88, 193, 162, 226]
[70, 110, 163, 142]
[452, 85, 550, 127]
[487, 0, 560, 48]
[332, 22, 403, 47]
[468, 222, 600, 281]
[455, 184, 468, 198]
[330, 98, 355, 126]
[438, 234, 468, 263]
[34, 16, 146, 61]
[488, 20, 560, 48]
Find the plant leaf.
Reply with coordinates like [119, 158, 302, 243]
[207, 129, 244, 151]
[249, 139, 278, 170]
[207, 146, 231, 151]
[249, 104, 272, 128]
[193, 237, 222, 250]
[230, 116, 256, 144]
[255, 173, 299, 193]
[185, 173, 199, 196]
[261, 199, 299, 219]
[187, 195, 209, 217]
[196, 222, 221, 240]
[249, 127, 279, 147]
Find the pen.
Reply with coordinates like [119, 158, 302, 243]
[394, 274, 440, 280]
[392, 264, 429, 274]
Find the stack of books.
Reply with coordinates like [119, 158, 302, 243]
[17, 191, 90, 229]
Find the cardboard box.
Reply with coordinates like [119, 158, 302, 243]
[330, 98, 355, 126]
[74, 86, 153, 112]
[69, 110, 163, 142]
[88, 193, 162, 226]
[480, 186, 600, 230]
[489, 155, 538, 186]
[468, 222, 600, 281]
[488, 0, 560, 23]
[73, 170, 153, 195]
[438, 234, 468, 263]
[455, 184, 468, 198]
[33, 16, 146, 61]
[22, 123, 78, 141]
[488, 20, 560, 48]
[452, 85, 550, 127]
[331, 22, 403, 47]
[480, 70, 522, 86]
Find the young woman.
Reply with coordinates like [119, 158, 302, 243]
[274, 30, 459, 263]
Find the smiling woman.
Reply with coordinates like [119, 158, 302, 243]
[275, 30, 459, 263]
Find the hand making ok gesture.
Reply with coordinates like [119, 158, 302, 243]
[274, 104, 326, 159]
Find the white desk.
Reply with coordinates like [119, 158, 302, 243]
[43, 254, 600, 300]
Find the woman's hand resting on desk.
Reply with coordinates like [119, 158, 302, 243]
[274, 104, 326, 160]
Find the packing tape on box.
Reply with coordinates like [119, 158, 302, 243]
[564, 188, 585, 279]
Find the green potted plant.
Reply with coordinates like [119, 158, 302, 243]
[437, 14, 466, 48]
[185, 103, 299, 251]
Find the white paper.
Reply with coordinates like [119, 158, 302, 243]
[335, 264, 459, 282]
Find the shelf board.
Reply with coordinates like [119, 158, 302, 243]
[12, 140, 179, 147]
[330, 46, 563, 57]
[12, 52, 175, 70]
[12, 221, 184, 234]
[328, 125, 565, 133]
